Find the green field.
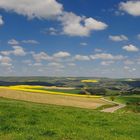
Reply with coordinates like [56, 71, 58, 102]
[115, 96, 140, 104]
[0, 98, 139, 140]
[30, 88, 81, 94]
[115, 96, 140, 113]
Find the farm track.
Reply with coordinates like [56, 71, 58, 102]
[101, 98, 126, 113]
[0, 88, 108, 109]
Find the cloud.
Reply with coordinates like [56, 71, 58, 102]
[114, 10, 125, 16]
[101, 61, 114, 66]
[94, 48, 102, 52]
[124, 66, 130, 70]
[137, 34, 140, 40]
[22, 60, 32, 65]
[32, 51, 71, 63]
[59, 12, 108, 37]
[0, 55, 12, 66]
[109, 35, 128, 42]
[8, 39, 39, 45]
[8, 39, 19, 45]
[0, 56, 12, 63]
[41, 27, 59, 35]
[119, 1, 140, 16]
[0, 0, 63, 19]
[53, 51, 71, 58]
[32, 52, 50, 62]
[33, 63, 42, 66]
[22, 40, 39, 44]
[1, 46, 26, 56]
[74, 55, 90, 61]
[49, 27, 59, 35]
[0, 15, 4, 26]
[80, 42, 88, 46]
[1, 50, 11, 56]
[136, 58, 140, 64]
[124, 60, 134, 65]
[122, 44, 139, 52]
[124, 66, 136, 72]
[90, 53, 125, 60]
[0, 1, 107, 37]
[32, 52, 124, 63]
[67, 63, 76, 66]
[0, 62, 12, 67]
[48, 62, 64, 68]
[12, 46, 26, 56]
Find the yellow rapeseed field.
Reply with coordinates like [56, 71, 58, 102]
[0, 85, 101, 98]
[81, 79, 99, 83]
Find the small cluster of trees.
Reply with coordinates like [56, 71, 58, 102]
[79, 88, 107, 95]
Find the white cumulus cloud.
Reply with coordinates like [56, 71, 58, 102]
[1, 46, 26, 56]
[0, 56, 11, 63]
[12, 46, 26, 56]
[53, 51, 71, 58]
[0, 0, 63, 19]
[32, 52, 50, 62]
[90, 53, 125, 60]
[74, 55, 90, 61]
[0, 55, 12, 66]
[109, 35, 128, 42]
[119, 1, 140, 16]
[0, 15, 4, 26]
[0, 1, 108, 37]
[122, 44, 139, 52]
[48, 62, 64, 68]
[59, 12, 108, 37]
[8, 39, 19, 45]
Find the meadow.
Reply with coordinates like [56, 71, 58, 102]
[115, 96, 140, 113]
[0, 77, 139, 140]
[0, 98, 139, 140]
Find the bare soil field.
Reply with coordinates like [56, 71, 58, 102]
[0, 88, 108, 109]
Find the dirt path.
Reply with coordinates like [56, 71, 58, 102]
[101, 98, 126, 113]
[0, 88, 108, 109]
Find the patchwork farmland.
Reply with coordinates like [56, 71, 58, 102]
[0, 77, 140, 140]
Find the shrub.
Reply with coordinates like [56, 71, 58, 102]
[110, 96, 115, 101]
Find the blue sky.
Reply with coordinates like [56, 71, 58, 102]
[0, 0, 140, 78]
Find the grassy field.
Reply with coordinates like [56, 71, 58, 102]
[31, 88, 81, 94]
[115, 96, 140, 113]
[0, 98, 139, 140]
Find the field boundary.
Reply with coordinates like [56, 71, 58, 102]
[0, 86, 101, 98]
[0, 88, 108, 109]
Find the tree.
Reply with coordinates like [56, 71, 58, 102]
[110, 96, 115, 101]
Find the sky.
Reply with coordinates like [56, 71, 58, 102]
[0, 0, 140, 78]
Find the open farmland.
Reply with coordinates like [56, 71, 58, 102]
[1, 0, 140, 139]
[0, 77, 139, 140]
[0, 85, 101, 97]
[0, 87, 107, 109]
[0, 98, 139, 140]
[114, 96, 140, 113]
[81, 79, 99, 83]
